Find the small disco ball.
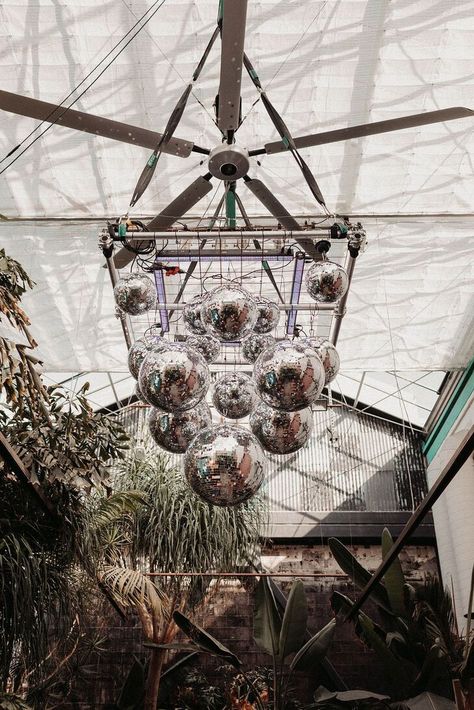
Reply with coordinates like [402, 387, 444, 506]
[305, 261, 349, 303]
[113, 273, 157, 315]
[242, 333, 276, 364]
[138, 342, 210, 413]
[186, 334, 220, 363]
[304, 336, 340, 384]
[184, 424, 266, 506]
[250, 401, 313, 455]
[148, 401, 212, 454]
[128, 336, 167, 379]
[183, 294, 207, 335]
[253, 340, 325, 411]
[254, 296, 281, 333]
[201, 285, 257, 341]
[212, 372, 257, 419]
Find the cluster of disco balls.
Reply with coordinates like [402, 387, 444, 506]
[114, 260, 346, 509]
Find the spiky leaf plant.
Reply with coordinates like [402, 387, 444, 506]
[83, 445, 264, 710]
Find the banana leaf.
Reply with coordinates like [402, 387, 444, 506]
[115, 657, 146, 710]
[328, 538, 392, 614]
[172, 610, 241, 668]
[290, 619, 336, 673]
[278, 579, 308, 661]
[253, 576, 282, 658]
[382, 528, 407, 617]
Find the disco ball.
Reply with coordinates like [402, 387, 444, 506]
[148, 401, 212, 454]
[138, 343, 210, 412]
[304, 336, 340, 384]
[113, 273, 157, 315]
[305, 261, 349, 303]
[212, 372, 257, 419]
[250, 401, 313, 455]
[201, 285, 257, 341]
[242, 333, 276, 364]
[184, 424, 265, 506]
[186, 334, 220, 363]
[128, 336, 167, 379]
[253, 340, 325, 411]
[183, 294, 207, 335]
[254, 296, 281, 333]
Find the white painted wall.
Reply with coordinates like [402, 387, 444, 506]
[427, 394, 474, 633]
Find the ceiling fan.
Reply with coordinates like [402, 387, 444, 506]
[0, 0, 472, 270]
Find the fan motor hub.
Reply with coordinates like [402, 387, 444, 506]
[208, 144, 250, 181]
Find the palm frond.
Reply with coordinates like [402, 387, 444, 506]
[100, 565, 165, 616]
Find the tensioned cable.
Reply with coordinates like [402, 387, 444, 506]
[0, 0, 169, 176]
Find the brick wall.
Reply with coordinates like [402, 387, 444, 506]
[69, 542, 438, 708]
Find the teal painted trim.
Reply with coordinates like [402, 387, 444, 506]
[423, 358, 474, 464]
[225, 190, 236, 229]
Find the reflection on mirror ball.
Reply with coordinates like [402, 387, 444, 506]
[212, 372, 257, 419]
[138, 343, 210, 413]
[254, 296, 280, 333]
[254, 340, 325, 411]
[184, 424, 265, 506]
[304, 336, 340, 384]
[183, 294, 208, 335]
[305, 261, 348, 303]
[128, 336, 167, 380]
[250, 401, 313, 454]
[201, 285, 257, 341]
[114, 273, 157, 315]
[149, 401, 212, 453]
[186, 334, 220, 363]
[242, 333, 275, 364]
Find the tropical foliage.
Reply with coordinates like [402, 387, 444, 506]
[328, 531, 468, 701]
[81, 445, 264, 710]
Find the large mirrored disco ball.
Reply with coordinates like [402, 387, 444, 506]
[254, 340, 325, 411]
[186, 334, 220, 363]
[212, 372, 257, 419]
[148, 401, 212, 454]
[128, 336, 168, 379]
[254, 296, 281, 334]
[184, 424, 265, 506]
[304, 336, 340, 384]
[113, 273, 157, 315]
[201, 285, 257, 341]
[250, 401, 313, 455]
[138, 343, 210, 413]
[305, 261, 349, 303]
[183, 294, 207, 335]
[242, 333, 276, 364]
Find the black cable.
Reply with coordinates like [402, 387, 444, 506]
[0, 0, 168, 176]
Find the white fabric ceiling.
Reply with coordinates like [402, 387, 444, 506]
[0, 1, 473, 375]
[1, 217, 472, 373]
[0, 0, 473, 217]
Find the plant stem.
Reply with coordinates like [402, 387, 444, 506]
[240, 670, 266, 710]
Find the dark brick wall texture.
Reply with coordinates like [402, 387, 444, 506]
[70, 542, 438, 708]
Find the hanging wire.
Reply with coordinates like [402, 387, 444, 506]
[0, 0, 170, 175]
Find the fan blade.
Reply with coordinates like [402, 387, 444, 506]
[217, 0, 248, 133]
[113, 175, 213, 269]
[263, 107, 474, 154]
[0, 90, 194, 158]
[244, 177, 322, 261]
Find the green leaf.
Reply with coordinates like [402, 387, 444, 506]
[172, 610, 241, 668]
[290, 618, 336, 673]
[253, 576, 282, 658]
[382, 528, 407, 617]
[400, 692, 456, 710]
[278, 579, 308, 660]
[116, 657, 146, 710]
[328, 538, 392, 613]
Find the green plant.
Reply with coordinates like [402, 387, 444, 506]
[171, 576, 337, 710]
[310, 687, 456, 710]
[0, 693, 33, 710]
[328, 531, 464, 701]
[83, 446, 264, 710]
